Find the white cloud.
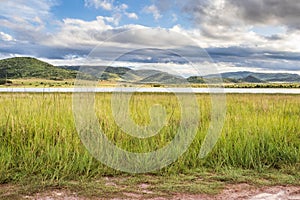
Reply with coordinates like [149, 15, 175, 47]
[117, 3, 128, 10]
[126, 12, 139, 20]
[43, 20, 202, 50]
[0, 32, 15, 42]
[143, 5, 162, 20]
[0, 0, 54, 22]
[0, 0, 299, 74]
[151, 0, 300, 53]
[84, 1, 133, 25]
[43, 16, 113, 47]
[0, 0, 55, 43]
[34, 14, 300, 57]
[84, 0, 114, 10]
[111, 13, 122, 26]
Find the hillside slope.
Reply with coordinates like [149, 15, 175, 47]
[218, 71, 300, 82]
[0, 57, 77, 79]
[1, 57, 299, 83]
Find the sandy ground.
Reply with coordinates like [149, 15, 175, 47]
[20, 184, 300, 200]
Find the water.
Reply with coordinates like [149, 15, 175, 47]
[1, 87, 300, 94]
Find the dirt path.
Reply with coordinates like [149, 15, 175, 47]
[21, 184, 300, 200]
[173, 184, 300, 200]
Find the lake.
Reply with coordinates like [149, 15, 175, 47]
[1, 87, 300, 94]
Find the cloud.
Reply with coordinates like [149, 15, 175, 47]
[125, 12, 138, 20]
[84, 0, 114, 10]
[43, 20, 207, 50]
[84, 1, 136, 25]
[109, 13, 122, 26]
[0, 0, 54, 29]
[0, 0, 299, 75]
[43, 16, 113, 47]
[143, 5, 162, 20]
[0, 32, 15, 41]
[150, 0, 300, 53]
[172, 14, 178, 23]
[228, 0, 300, 29]
[0, 0, 55, 42]
[178, 0, 300, 30]
[36, 21, 300, 75]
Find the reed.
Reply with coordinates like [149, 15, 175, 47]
[0, 93, 299, 183]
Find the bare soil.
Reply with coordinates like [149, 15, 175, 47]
[17, 184, 300, 200]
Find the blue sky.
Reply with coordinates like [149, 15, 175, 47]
[0, 0, 300, 75]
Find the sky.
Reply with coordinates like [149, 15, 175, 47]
[0, 0, 300, 75]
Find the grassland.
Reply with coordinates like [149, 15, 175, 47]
[2, 78, 300, 88]
[0, 93, 299, 198]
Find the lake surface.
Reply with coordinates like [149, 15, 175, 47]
[1, 87, 300, 94]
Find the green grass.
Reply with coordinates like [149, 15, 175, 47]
[0, 93, 299, 197]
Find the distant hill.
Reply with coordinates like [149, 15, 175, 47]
[0, 57, 77, 79]
[212, 71, 300, 83]
[241, 75, 265, 83]
[139, 72, 186, 84]
[1, 57, 299, 84]
[68, 66, 185, 83]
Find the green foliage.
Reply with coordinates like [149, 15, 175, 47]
[0, 79, 12, 85]
[0, 57, 77, 79]
[187, 76, 205, 83]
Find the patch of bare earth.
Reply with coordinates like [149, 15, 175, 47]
[173, 184, 300, 200]
[15, 184, 300, 200]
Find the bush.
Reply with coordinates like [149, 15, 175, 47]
[0, 79, 12, 85]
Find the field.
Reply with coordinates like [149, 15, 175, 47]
[2, 78, 300, 88]
[0, 93, 299, 198]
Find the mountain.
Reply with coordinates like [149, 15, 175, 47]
[1, 57, 299, 84]
[67, 66, 184, 83]
[0, 57, 77, 79]
[241, 75, 265, 83]
[213, 71, 300, 82]
[139, 72, 186, 84]
[252, 73, 300, 82]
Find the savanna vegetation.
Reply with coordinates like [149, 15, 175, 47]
[0, 57, 77, 80]
[0, 93, 299, 198]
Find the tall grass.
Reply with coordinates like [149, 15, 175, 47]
[0, 93, 299, 183]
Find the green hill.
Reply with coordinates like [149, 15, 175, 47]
[209, 71, 300, 82]
[0, 57, 77, 79]
[240, 75, 265, 83]
[1, 57, 299, 84]
[139, 72, 186, 84]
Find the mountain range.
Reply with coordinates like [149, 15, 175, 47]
[1, 57, 300, 84]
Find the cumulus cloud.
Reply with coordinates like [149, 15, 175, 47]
[228, 0, 300, 29]
[84, 1, 137, 24]
[178, 0, 300, 29]
[125, 12, 139, 20]
[0, 0, 299, 75]
[150, 0, 300, 53]
[84, 0, 114, 10]
[143, 5, 162, 20]
[43, 20, 205, 50]
[43, 16, 113, 47]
